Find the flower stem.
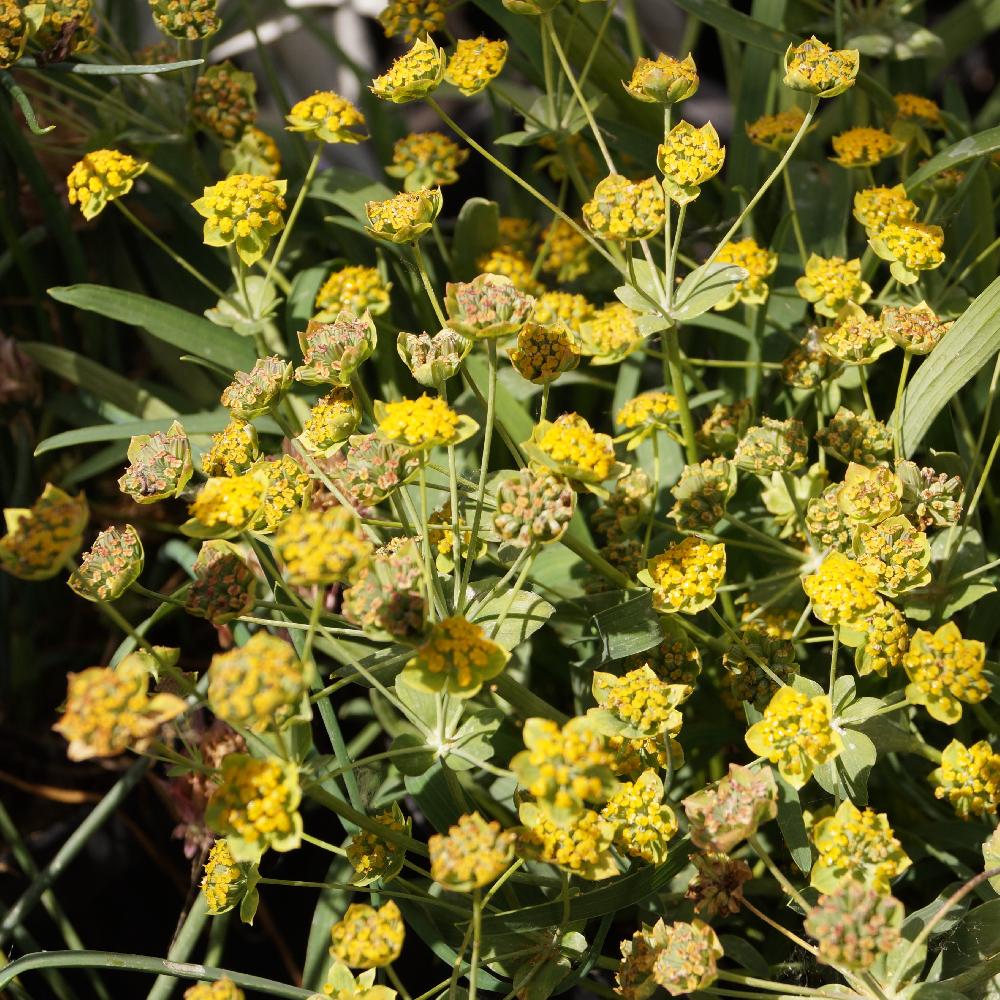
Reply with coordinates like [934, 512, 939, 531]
[892, 351, 912, 460]
[782, 169, 809, 269]
[263, 147, 321, 299]
[664, 326, 699, 464]
[414, 241, 448, 328]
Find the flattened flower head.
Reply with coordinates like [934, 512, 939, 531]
[67, 149, 148, 220]
[894, 92, 942, 129]
[623, 53, 698, 105]
[838, 462, 903, 524]
[522, 413, 626, 492]
[206, 754, 302, 861]
[714, 237, 777, 308]
[286, 91, 366, 144]
[221, 356, 293, 420]
[298, 388, 362, 456]
[184, 979, 245, 1000]
[376, 0, 444, 41]
[579, 303, 645, 364]
[881, 301, 950, 355]
[811, 801, 911, 894]
[185, 474, 265, 538]
[853, 514, 931, 596]
[601, 770, 677, 864]
[119, 421, 193, 504]
[795, 254, 872, 318]
[193, 173, 287, 266]
[0, 483, 88, 581]
[445, 37, 508, 95]
[509, 321, 579, 384]
[329, 901, 404, 968]
[830, 127, 903, 168]
[784, 36, 859, 98]
[429, 812, 516, 890]
[315, 266, 391, 320]
[375, 395, 478, 453]
[275, 507, 371, 585]
[475, 247, 542, 294]
[734, 416, 808, 473]
[853, 599, 909, 677]
[0, 1, 43, 69]
[640, 537, 726, 615]
[903, 621, 988, 724]
[805, 885, 903, 970]
[346, 804, 410, 885]
[670, 457, 737, 531]
[184, 540, 258, 626]
[853, 185, 918, 236]
[387, 131, 468, 190]
[68, 524, 143, 603]
[401, 616, 508, 698]
[370, 37, 446, 103]
[650, 919, 724, 996]
[493, 470, 575, 548]
[53, 650, 185, 761]
[657, 121, 725, 204]
[818, 302, 893, 366]
[149, 0, 221, 41]
[590, 666, 688, 739]
[616, 391, 678, 448]
[511, 716, 616, 821]
[539, 220, 593, 283]
[745, 685, 842, 789]
[200, 839, 250, 915]
[815, 406, 892, 465]
[583, 174, 665, 242]
[202, 419, 259, 478]
[208, 633, 308, 731]
[802, 551, 880, 627]
[746, 106, 808, 151]
[445, 273, 535, 338]
[869, 221, 945, 285]
[296, 313, 378, 386]
[682, 764, 778, 853]
[931, 739, 1000, 819]
[365, 187, 442, 243]
[517, 802, 618, 880]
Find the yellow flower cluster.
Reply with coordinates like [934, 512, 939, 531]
[429, 812, 516, 890]
[346, 808, 408, 884]
[184, 980, 244, 1000]
[206, 755, 302, 859]
[838, 463, 903, 524]
[598, 668, 687, 735]
[657, 121, 725, 203]
[745, 106, 807, 150]
[329, 901, 405, 968]
[745, 686, 842, 788]
[0, 0, 33, 69]
[617, 391, 678, 430]
[903, 622, 989, 724]
[203, 419, 259, 478]
[539, 220, 592, 282]
[853, 185, 918, 235]
[820, 305, 891, 366]
[811, 801, 911, 894]
[517, 805, 617, 880]
[67, 149, 148, 220]
[365, 187, 442, 243]
[377, 395, 461, 450]
[870, 221, 945, 284]
[894, 92, 942, 127]
[260, 455, 312, 531]
[643, 537, 726, 615]
[445, 37, 508, 95]
[854, 516, 931, 595]
[715, 237, 778, 307]
[531, 413, 620, 484]
[795, 254, 872, 318]
[149, 0, 221, 41]
[601, 771, 677, 864]
[370, 37, 446, 103]
[857, 601, 910, 676]
[390, 132, 468, 188]
[377, 0, 444, 42]
[402, 615, 508, 697]
[802, 551, 880, 627]
[200, 839, 246, 915]
[475, 248, 542, 294]
[192, 173, 287, 267]
[882, 302, 950, 355]
[783, 36, 859, 98]
[315, 266, 391, 320]
[533, 290, 592, 327]
[299, 388, 361, 455]
[275, 507, 371, 585]
[829, 127, 902, 168]
[623, 53, 699, 105]
[53, 653, 186, 762]
[931, 740, 1000, 818]
[207, 633, 306, 731]
[583, 174, 665, 242]
[509, 322, 579, 384]
[188, 475, 264, 534]
[580, 303, 644, 363]
[0, 483, 88, 581]
[286, 91, 366, 144]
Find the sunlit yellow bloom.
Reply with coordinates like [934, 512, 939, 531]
[315, 265, 391, 320]
[852, 185, 918, 235]
[903, 621, 989, 724]
[0, 483, 88, 581]
[623, 52, 698, 104]
[401, 616, 509, 697]
[330, 901, 405, 969]
[275, 507, 371, 585]
[375, 394, 478, 452]
[811, 801, 910, 894]
[869, 221, 945, 285]
[583, 174, 665, 242]
[386, 131, 468, 189]
[67, 149, 148, 220]
[286, 91, 366, 143]
[430, 812, 516, 890]
[445, 37, 508, 95]
[829, 127, 903, 168]
[365, 187, 442, 244]
[714, 237, 777, 308]
[931, 740, 1000, 819]
[601, 770, 677, 864]
[517, 802, 618, 880]
[509, 321, 580, 384]
[893, 92, 942, 129]
[640, 537, 726, 615]
[522, 413, 626, 490]
[579, 303, 645, 364]
[746, 106, 808, 151]
[192, 173, 287, 266]
[533, 290, 593, 327]
[370, 36, 446, 103]
[818, 303, 893, 366]
[838, 462, 903, 524]
[783, 36, 859, 98]
[802, 551, 880, 627]
[657, 121, 725, 203]
[795, 253, 872, 318]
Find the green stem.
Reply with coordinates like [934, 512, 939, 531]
[703, 98, 820, 272]
[468, 889, 483, 1000]
[426, 97, 618, 270]
[488, 547, 536, 639]
[858, 364, 877, 422]
[892, 352, 912, 460]
[413, 241, 448, 328]
[262, 147, 321, 299]
[782, 170, 809, 269]
[0, 760, 151, 949]
[644, 433, 660, 557]
[459, 341, 498, 610]
[0, 951, 312, 998]
[115, 201, 233, 305]
[146, 897, 208, 1000]
[664, 326, 699, 464]
[418, 465, 441, 622]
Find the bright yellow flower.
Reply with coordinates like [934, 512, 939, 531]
[869, 221, 945, 285]
[539, 219, 592, 282]
[523, 413, 625, 489]
[365, 188, 442, 244]
[657, 121, 725, 203]
[329, 901, 405, 969]
[622, 52, 698, 104]
[429, 812, 516, 890]
[375, 394, 477, 452]
[714, 237, 778, 308]
[783, 36, 859, 98]
[852, 185, 918, 235]
[802, 551, 880, 627]
[275, 507, 371, 585]
[601, 770, 677, 864]
[829, 127, 903, 168]
[386, 131, 468, 189]
[315, 265, 391, 320]
[795, 254, 872, 318]
[370, 36, 446, 103]
[745, 106, 807, 151]
[401, 616, 509, 697]
[445, 37, 508, 95]
[903, 621, 989, 724]
[931, 740, 1000, 819]
[192, 173, 287, 266]
[509, 321, 580, 384]
[67, 149, 148, 220]
[0, 483, 88, 581]
[641, 537, 726, 615]
[583, 174, 665, 242]
[579, 303, 645, 364]
[286, 91, 366, 143]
